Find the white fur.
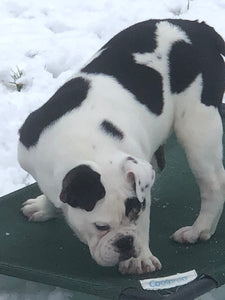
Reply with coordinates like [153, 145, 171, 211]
[18, 21, 225, 274]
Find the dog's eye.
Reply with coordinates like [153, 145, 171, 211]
[95, 223, 110, 231]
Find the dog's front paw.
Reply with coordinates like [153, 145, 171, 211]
[21, 195, 58, 222]
[119, 250, 161, 275]
[171, 226, 212, 244]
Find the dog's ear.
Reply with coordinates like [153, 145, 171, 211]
[123, 156, 155, 203]
[60, 165, 106, 211]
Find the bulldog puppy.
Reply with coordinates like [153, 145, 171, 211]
[18, 19, 225, 274]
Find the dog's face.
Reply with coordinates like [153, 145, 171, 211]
[60, 155, 155, 266]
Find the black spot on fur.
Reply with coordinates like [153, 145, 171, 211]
[19, 77, 89, 148]
[127, 157, 138, 164]
[168, 19, 225, 110]
[169, 41, 200, 94]
[100, 120, 124, 140]
[82, 20, 164, 115]
[60, 165, 105, 211]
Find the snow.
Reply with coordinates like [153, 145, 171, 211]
[0, 0, 224, 299]
[0, 274, 98, 300]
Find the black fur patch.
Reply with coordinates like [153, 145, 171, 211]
[19, 77, 89, 148]
[168, 19, 225, 109]
[60, 165, 106, 211]
[83, 19, 225, 113]
[100, 120, 124, 140]
[169, 41, 200, 94]
[125, 197, 145, 221]
[82, 20, 164, 115]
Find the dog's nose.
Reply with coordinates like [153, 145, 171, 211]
[115, 235, 134, 252]
[114, 235, 136, 261]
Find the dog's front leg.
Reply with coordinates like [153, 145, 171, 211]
[21, 194, 60, 222]
[119, 201, 161, 275]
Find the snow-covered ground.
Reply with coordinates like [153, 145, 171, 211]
[0, 0, 225, 299]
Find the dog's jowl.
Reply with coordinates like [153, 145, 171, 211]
[18, 19, 225, 274]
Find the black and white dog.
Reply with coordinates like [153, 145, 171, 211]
[18, 19, 225, 274]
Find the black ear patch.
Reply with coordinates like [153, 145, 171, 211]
[60, 165, 106, 211]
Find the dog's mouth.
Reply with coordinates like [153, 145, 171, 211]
[119, 248, 138, 262]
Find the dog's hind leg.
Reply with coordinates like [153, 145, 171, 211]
[171, 75, 225, 243]
[21, 194, 60, 222]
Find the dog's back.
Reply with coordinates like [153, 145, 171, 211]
[82, 19, 225, 110]
[19, 19, 225, 151]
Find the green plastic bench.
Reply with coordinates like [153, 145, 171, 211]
[1, 124, 225, 299]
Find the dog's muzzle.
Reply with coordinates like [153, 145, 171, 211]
[90, 226, 140, 266]
[114, 235, 137, 261]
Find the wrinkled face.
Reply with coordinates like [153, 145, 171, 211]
[60, 155, 155, 266]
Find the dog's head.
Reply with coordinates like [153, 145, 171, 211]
[60, 155, 155, 267]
